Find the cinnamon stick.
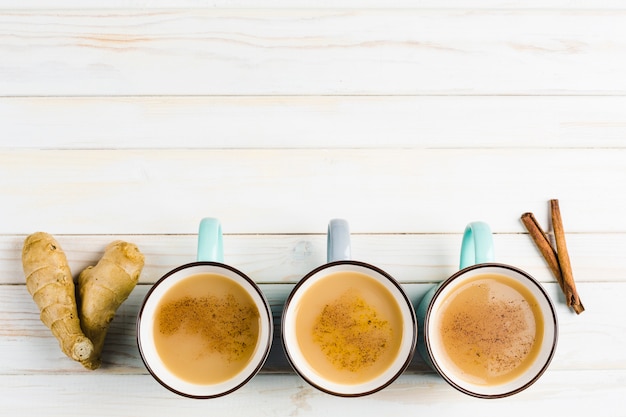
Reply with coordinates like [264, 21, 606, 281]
[520, 212, 564, 292]
[550, 199, 585, 314]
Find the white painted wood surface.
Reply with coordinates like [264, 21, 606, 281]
[2, 9, 626, 96]
[1, 1, 625, 416]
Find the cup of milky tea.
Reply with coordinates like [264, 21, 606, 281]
[282, 219, 417, 397]
[137, 218, 273, 398]
[416, 221, 558, 398]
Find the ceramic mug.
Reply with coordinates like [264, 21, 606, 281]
[137, 218, 273, 398]
[282, 219, 417, 397]
[416, 221, 558, 398]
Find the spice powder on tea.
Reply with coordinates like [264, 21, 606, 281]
[312, 289, 393, 372]
[157, 293, 259, 362]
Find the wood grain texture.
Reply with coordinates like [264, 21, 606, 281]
[2, 371, 624, 417]
[4, 1, 626, 9]
[1, 10, 626, 95]
[1, 233, 623, 285]
[1, 148, 624, 234]
[3, 96, 626, 149]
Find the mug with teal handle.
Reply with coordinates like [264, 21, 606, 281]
[137, 218, 273, 399]
[282, 219, 417, 397]
[416, 221, 558, 398]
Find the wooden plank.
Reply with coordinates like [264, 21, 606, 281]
[2, 10, 626, 95]
[4, 1, 626, 10]
[1, 233, 623, 285]
[1, 148, 624, 234]
[2, 370, 626, 416]
[2, 370, 625, 416]
[1, 282, 623, 374]
[3, 96, 626, 149]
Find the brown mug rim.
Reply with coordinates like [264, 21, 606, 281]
[423, 262, 559, 399]
[136, 261, 274, 399]
[281, 259, 418, 397]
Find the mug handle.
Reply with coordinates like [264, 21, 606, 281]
[459, 221, 495, 269]
[197, 217, 225, 262]
[327, 218, 351, 262]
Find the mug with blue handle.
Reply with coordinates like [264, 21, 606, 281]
[282, 219, 417, 397]
[137, 218, 273, 399]
[416, 221, 558, 398]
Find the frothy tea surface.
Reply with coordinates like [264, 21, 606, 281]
[153, 273, 260, 385]
[436, 273, 543, 386]
[294, 271, 403, 385]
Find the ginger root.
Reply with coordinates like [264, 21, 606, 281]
[78, 240, 145, 369]
[22, 232, 95, 366]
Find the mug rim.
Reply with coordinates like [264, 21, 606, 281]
[136, 261, 274, 399]
[423, 262, 559, 399]
[281, 260, 417, 397]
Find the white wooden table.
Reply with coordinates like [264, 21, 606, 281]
[2, 1, 625, 416]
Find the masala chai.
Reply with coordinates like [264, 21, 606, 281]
[294, 271, 404, 385]
[435, 273, 544, 386]
[153, 273, 261, 385]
